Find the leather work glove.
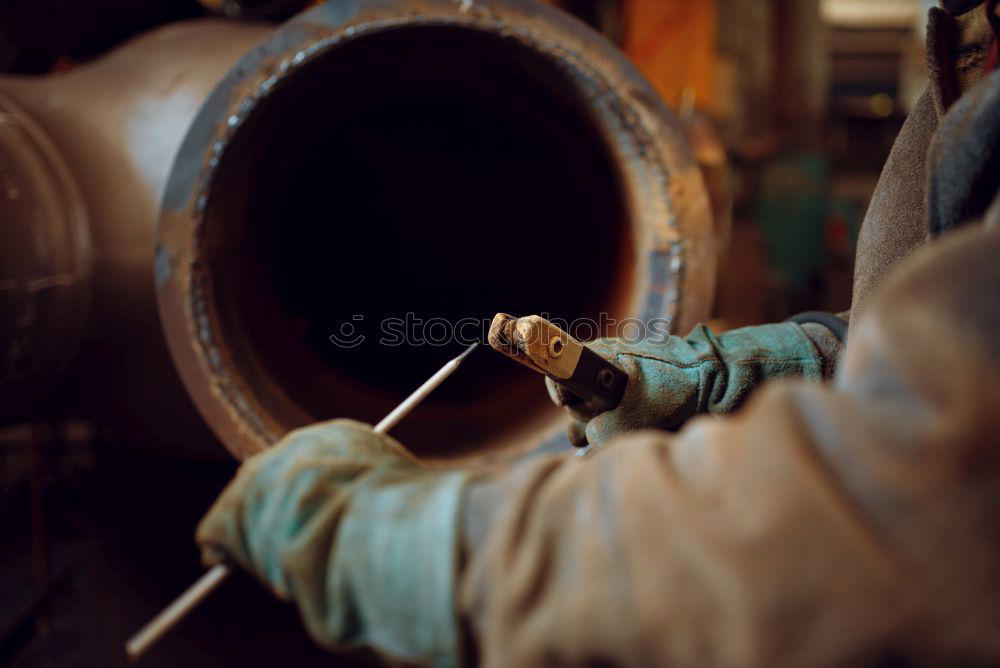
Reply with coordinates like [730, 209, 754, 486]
[547, 322, 831, 448]
[196, 419, 468, 667]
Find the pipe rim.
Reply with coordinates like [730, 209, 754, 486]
[157, 0, 715, 460]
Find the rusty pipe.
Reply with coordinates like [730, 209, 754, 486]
[1, 1, 716, 461]
[157, 0, 717, 460]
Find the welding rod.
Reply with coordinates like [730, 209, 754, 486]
[125, 342, 480, 661]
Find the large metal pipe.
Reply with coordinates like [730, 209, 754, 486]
[1, 1, 715, 461]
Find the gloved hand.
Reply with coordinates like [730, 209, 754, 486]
[197, 419, 468, 666]
[547, 322, 826, 447]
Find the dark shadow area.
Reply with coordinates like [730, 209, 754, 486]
[0, 429, 359, 667]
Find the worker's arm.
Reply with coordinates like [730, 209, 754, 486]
[464, 222, 1000, 666]
[197, 223, 1000, 667]
[463, 388, 918, 667]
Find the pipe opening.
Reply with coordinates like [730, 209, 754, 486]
[203, 24, 635, 456]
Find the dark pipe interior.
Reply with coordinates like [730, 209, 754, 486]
[208, 25, 633, 455]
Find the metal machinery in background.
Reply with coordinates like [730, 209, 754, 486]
[0, 0, 715, 461]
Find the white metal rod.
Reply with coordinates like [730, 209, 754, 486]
[125, 563, 230, 660]
[373, 351, 466, 433]
[125, 343, 479, 661]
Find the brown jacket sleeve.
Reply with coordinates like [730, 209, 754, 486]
[460, 223, 1000, 667]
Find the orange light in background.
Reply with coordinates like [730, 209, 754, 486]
[622, 0, 718, 110]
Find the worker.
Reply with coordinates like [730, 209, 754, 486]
[196, 2, 1000, 666]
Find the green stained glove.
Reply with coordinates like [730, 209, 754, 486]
[547, 322, 825, 447]
[196, 419, 468, 667]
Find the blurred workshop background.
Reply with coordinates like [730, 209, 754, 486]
[0, 0, 937, 666]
